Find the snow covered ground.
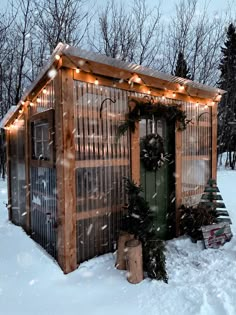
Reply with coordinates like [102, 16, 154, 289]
[1, 169, 236, 315]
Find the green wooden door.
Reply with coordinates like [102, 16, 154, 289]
[140, 117, 174, 239]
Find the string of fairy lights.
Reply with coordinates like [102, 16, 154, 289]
[5, 52, 223, 131]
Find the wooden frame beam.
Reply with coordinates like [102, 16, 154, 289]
[24, 103, 31, 233]
[29, 109, 55, 169]
[73, 70, 216, 106]
[63, 55, 222, 100]
[175, 110, 183, 237]
[55, 68, 77, 274]
[76, 206, 122, 221]
[211, 103, 218, 180]
[6, 130, 12, 221]
[129, 100, 140, 185]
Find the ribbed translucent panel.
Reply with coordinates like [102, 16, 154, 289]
[9, 117, 26, 227]
[181, 103, 212, 205]
[74, 81, 132, 262]
[31, 80, 55, 114]
[30, 167, 57, 258]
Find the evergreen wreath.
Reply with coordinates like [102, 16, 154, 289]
[140, 133, 166, 171]
[117, 97, 188, 139]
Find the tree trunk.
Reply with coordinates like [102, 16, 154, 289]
[115, 231, 134, 270]
[125, 239, 143, 284]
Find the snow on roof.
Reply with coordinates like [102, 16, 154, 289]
[3, 43, 225, 126]
[62, 44, 224, 96]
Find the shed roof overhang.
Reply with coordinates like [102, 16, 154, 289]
[2, 42, 226, 127]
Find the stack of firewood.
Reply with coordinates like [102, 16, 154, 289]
[115, 231, 143, 284]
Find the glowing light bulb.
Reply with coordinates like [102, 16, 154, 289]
[75, 68, 80, 74]
[36, 97, 41, 103]
[43, 89, 47, 94]
[172, 92, 176, 98]
[179, 84, 185, 91]
[147, 89, 151, 95]
[55, 54, 60, 60]
[94, 78, 99, 85]
[48, 68, 57, 79]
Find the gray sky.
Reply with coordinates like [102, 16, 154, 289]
[1, 0, 236, 17]
[95, 0, 236, 17]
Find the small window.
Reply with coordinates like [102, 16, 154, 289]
[30, 109, 54, 167]
[33, 121, 50, 160]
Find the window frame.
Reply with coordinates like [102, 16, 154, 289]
[30, 109, 55, 168]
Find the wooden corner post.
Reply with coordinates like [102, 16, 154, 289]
[211, 103, 218, 181]
[54, 68, 77, 274]
[175, 120, 182, 237]
[6, 130, 12, 221]
[129, 100, 140, 185]
[24, 103, 31, 233]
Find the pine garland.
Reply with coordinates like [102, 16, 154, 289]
[117, 99, 188, 139]
[143, 239, 168, 283]
[122, 178, 168, 283]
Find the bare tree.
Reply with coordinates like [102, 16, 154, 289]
[12, 0, 36, 104]
[164, 0, 197, 75]
[132, 0, 162, 67]
[90, 0, 162, 67]
[90, 0, 136, 61]
[163, 0, 226, 85]
[34, 0, 91, 53]
[0, 8, 16, 117]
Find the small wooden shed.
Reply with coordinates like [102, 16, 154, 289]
[3, 43, 225, 273]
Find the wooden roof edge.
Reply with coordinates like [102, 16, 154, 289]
[0, 106, 17, 128]
[60, 44, 226, 97]
[2, 44, 64, 127]
[2, 42, 226, 126]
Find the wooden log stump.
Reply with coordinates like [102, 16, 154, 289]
[125, 239, 143, 284]
[115, 231, 134, 270]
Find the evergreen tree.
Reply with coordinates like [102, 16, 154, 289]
[218, 23, 236, 165]
[122, 178, 168, 283]
[174, 51, 191, 79]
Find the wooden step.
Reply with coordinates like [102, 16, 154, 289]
[199, 201, 226, 208]
[204, 187, 219, 193]
[216, 217, 232, 224]
[207, 179, 217, 185]
[216, 210, 229, 217]
[201, 194, 223, 201]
